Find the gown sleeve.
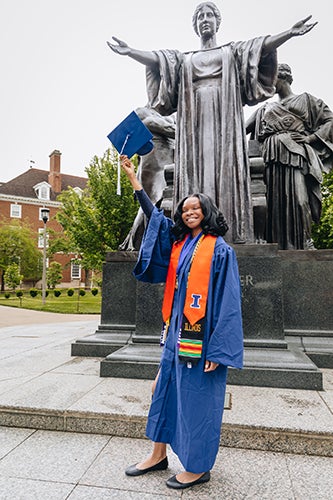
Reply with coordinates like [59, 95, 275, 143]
[135, 189, 154, 218]
[205, 241, 244, 369]
[231, 36, 277, 106]
[132, 204, 174, 283]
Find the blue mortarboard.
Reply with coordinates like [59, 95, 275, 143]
[107, 110, 154, 158]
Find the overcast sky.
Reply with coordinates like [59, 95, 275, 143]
[0, 0, 331, 182]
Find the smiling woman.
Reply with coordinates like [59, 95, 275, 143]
[119, 154, 243, 489]
[181, 197, 204, 237]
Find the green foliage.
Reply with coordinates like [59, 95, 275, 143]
[29, 288, 38, 297]
[46, 261, 63, 289]
[67, 288, 74, 296]
[55, 148, 138, 271]
[0, 221, 42, 288]
[79, 289, 86, 296]
[4, 263, 23, 291]
[54, 289, 62, 297]
[312, 169, 333, 249]
[91, 288, 99, 296]
[0, 288, 101, 313]
[16, 290, 23, 298]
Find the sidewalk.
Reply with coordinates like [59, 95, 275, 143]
[0, 305, 332, 499]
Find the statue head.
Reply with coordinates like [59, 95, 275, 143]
[277, 63, 293, 85]
[192, 2, 222, 37]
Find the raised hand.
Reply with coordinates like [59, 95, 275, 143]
[106, 36, 131, 56]
[290, 15, 318, 37]
[120, 156, 142, 191]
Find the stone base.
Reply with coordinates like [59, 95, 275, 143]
[286, 330, 333, 369]
[100, 343, 323, 390]
[71, 325, 134, 357]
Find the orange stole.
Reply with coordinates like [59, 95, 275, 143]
[161, 234, 217, 362]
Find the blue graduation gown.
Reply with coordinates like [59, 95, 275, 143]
[133, 208, 244, 473]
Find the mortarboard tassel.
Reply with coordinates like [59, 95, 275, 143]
[117, 133, 130, 196]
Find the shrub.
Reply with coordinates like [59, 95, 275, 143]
[79, 289, 86, 296]
[16, 290, 23, 298]
[29, 288, 38, 298]
[39, 290, 49, 297]
[46, 262, 63, 289]
[54, 289, 61, 297]
[67, 288, 74, 296]
[4, 293, 10, 299]
[91, 288, 99, 296]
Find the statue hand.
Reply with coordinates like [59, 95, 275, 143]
[107, 36, 131, 56]
[289, 132, 311, 144]
[290, 15, 318, 37]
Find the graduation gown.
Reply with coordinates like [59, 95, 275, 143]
[133, 208, 244, 473]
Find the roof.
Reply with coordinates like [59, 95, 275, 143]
[0, 168, 87, 201]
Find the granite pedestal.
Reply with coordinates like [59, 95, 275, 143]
[93, 245, 324, 390]
[71, 252, 137, 358]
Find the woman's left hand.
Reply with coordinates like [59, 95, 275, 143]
[204, 360, 219, 372]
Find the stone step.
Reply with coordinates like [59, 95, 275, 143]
[100, 343, 323, 390]
[0, 404, 332, 458]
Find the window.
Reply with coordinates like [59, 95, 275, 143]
[34, 182, 51, 200]
[73, 187, 83, 197]
[71, 260, 81, 280]
[38, 228, 49, 248]
[10, 204, 22, 218]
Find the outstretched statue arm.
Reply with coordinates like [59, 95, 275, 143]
[107, 36, 159, 68]
[262, 15, 317, 54]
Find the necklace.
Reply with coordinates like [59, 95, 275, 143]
[175, 234, 205, 290]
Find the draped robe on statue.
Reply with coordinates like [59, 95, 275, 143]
[133, 205, 243, 473]
[146, 37, 277, 243]
[252, 93, 333, 249]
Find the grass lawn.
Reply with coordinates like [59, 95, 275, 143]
[0, 290, 101, 314]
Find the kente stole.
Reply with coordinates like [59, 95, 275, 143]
[161, 234, 217, 365]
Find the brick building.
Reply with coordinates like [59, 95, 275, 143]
[0, 150, 88, 287]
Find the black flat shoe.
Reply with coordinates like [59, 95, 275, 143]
[166, 471, 210, 489]
[125, 456, 168, 476]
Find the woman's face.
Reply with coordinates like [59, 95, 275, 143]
[182, 196, 204, 236]
[196, 5, 217, 39]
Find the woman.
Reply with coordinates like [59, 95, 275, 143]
[120, 155, 243, 490]
[246, 63, 333, 249]
[108, 3, 316, 244]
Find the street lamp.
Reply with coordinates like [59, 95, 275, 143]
[41, 208, 50, 305]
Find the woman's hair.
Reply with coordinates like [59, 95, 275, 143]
[192, 2, 222, 36]
[172, 193, 228, 240]
[277, 63, 293, 85]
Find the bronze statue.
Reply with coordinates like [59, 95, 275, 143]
[119, 106, 176, 250]
[246, 63, 333, 250]
[108, 2, 317, 244]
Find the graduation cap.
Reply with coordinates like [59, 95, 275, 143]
[108, 111, 154, 195]
[107, 110, 154, 158]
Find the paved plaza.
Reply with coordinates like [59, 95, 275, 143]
[0, 306, 332, 499]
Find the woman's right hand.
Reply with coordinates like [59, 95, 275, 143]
[120, 155, 142, 190]
[107, 36, 131, 56]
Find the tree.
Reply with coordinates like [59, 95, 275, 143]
[312, 169, 333, 249]
[55, 148, 138, 271]
[4, 263, 23, 291]
[0, 221, 42, 291]
[46, 261, 63, 289]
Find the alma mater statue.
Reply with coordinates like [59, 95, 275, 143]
[108, 2, 316, 244]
